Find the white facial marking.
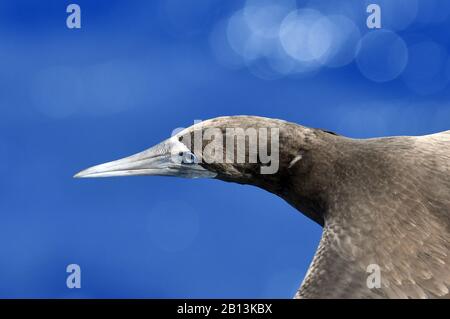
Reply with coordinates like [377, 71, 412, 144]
[288, 154, 303, 169]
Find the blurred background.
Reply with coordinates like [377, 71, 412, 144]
[0, 0, 449, 298]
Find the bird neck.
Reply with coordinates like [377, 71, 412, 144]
[270, 129, 342, 226]
[213, 122, 339, 226]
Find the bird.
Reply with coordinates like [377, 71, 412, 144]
[74, 115, 450, 299]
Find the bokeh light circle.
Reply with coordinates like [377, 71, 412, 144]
[226, 10, 254, 59]
[318, 15, 361, 68]
[279, 9, 332, 62]
[243, 0, 296, 39]
[306, 0, 365, 23]
[308, 16, 334, 61]
[265, 43, 299, 75]
[356, 30, 408, 82]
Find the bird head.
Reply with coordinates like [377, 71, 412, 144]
[74, 116, 287, 180]
[74, 116, 335, 225]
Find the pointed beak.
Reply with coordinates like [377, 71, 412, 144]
[74, 140, 174, 178]
[74, 137, 216, 179]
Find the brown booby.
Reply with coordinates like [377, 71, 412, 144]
[74, 116, 450, 299]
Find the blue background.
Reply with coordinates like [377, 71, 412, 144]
[0, 0, 449, 298]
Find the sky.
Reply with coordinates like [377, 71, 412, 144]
[0, 0, 449, 298]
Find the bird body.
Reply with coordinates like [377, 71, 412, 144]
[75, 116, 450, 298]
[299, 130, 450, 298]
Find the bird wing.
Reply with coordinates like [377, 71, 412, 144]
[297, 205, 450, 299]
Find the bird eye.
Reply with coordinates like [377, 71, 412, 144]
[180, 151, 197, 165]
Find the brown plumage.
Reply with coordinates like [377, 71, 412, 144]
[75, 116, 450, 298]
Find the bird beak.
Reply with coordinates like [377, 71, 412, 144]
[74, 137, 216, 179]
